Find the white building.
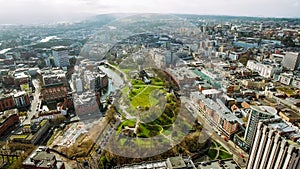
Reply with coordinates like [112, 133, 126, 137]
[201, 89, 222, 100]
[229, 52, 239, 60]
[247, 118, 300, 169]
[278, 73, 293, 85]
[247, 60, 282, 78]
[278, 73, 300, 89]
[75, 78, 83, 93]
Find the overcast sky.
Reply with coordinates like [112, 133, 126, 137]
[0, 0, 299, 24]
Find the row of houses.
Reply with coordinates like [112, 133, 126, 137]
[0, 90, 30, 112]
[191, 92, 243, 139]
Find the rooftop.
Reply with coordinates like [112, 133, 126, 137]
[261, 118, 300, 146]
[197, 159, 240, 169]
[0, 108, 19, 124]
[167, 67, 198, 81]
[200, 94, 243, 124]
[13, 71, 30, 79]
[73, 91, 97, 105]
[23, 146, 64, 168]
[202, 89, 221, 95]
[167, 156, 187, 168]
[251, 105, 277, 116]
[279, 108, 300, 120]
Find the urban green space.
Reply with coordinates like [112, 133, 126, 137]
[207, 140, 233, 160]
[116, 69, 183, 139]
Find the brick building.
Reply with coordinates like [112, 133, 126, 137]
[41, 84, 68, 103]
[0, 93, 15, 112]
[195, 93, 242, 138]
[0, 109, 20, 137]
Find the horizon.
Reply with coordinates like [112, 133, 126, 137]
[0, 0, 299, 25]
[0, 12, 299, 26]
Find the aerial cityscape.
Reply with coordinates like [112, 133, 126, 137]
[0, 1, 300, 169]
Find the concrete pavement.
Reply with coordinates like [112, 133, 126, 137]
[23, 79, 41, 125]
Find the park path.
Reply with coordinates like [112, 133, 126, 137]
[132, 86, 149, 99]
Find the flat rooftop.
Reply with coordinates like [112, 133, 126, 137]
[197, 159, 240, 169]
[0, 108, 18, 124]
[262, 118, 300, 146]
[167, 67, 198, 81]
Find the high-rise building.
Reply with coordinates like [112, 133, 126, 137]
[52, 47, 70, 67]
[282, 52, 300, 70]
[75, 78, 83, 93]
[247, 118, 300, 169]
[244, 106, 276, 146]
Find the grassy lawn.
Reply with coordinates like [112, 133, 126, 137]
[218, 150, 233, 159]
[150, 78, 165, 86]
[162, 129, 172, 136]
[208, 140, 233, 160]
[131, 79, 145, 85]
[215, 141, 222, 147]
[220, 146, 227, 152]
[208, 149, 218, 159]
[130, 86, 163, 108]
[117, 120, 136, 133]
[119, 138, 127, 146]
[136, 123, 163, 137]
[117, 68, 181, 141]
[136, 123, 151, 138]
[128, 76, 166, 110]
[210, 141, 217, 148]
[129, 86, 146, 98]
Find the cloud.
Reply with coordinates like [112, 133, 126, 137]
[0, 0, 299, 24]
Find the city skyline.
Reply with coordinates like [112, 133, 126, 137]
[0, 0, 299, 24]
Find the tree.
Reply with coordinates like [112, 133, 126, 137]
[106, 106, 117, 124]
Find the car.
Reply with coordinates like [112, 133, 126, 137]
[200, 162, 207, 165]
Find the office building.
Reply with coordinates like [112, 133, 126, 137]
[282, 52, 300, 70]
[247, 118, 300, 169]
[246, 60, 282, 78]
[73, 91, 101, 116]
[52, 47, 70, 67]
[244, 106, 276, 146]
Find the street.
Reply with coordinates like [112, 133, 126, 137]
[23, 79, 41, 125]
[184, 96, 248, 168]
[98, 65, 126, 90]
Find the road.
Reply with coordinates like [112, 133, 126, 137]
[98, 64, 126, 90]
[23, 79, 41, 125]
[183, 96, 248, 168]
